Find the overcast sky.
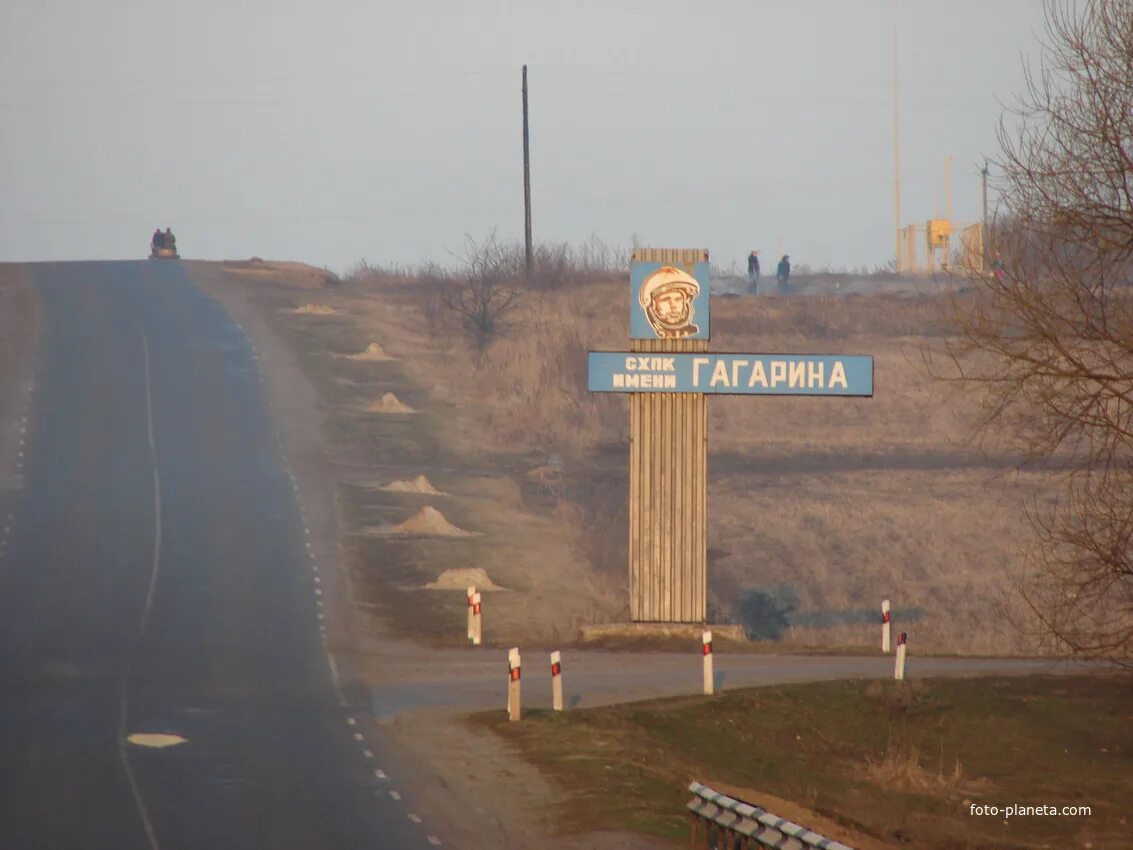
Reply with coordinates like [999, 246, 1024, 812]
[1, 0, 1049, 274]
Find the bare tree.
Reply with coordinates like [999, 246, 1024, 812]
[943, 0, 1133, 667]
[442, 230, 524, 353]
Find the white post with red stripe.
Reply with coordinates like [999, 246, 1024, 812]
[466, 585, 476, 642]
[508, 647, 522, 722]
[550, 651, 563, 712]
[894, 631, 908, 680]
[702, 630, 714, 696]
[471, 592, 482, 646]
[881, 599, 891, 653]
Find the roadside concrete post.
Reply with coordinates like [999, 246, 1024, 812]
[702, 630, 714, 696]
[467, 585, 476, 642]
[881, 599, 891, 653]
[550, 651, 563, 712]
[508, 647, 522, 722]
[894, 631, 908, 680]
[471, 592, 482, 646]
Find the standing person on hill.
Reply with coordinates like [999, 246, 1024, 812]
[776, 254, 791, 291]
[747, 250, 761, 293]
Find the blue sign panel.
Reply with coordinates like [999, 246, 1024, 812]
[588, 352, 874, 396]
[630, 261, 711, 340]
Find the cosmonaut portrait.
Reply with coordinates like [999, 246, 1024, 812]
[638, 265, 701, 338]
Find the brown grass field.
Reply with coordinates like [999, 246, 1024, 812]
[194, 259, 1062, 656]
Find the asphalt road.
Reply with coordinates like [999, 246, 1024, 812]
[0, 261, 432, 850]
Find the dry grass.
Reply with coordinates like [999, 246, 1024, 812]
[198, 256, 1063, 654]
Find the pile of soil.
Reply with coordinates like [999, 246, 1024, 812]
[375, 506, 476, 537]
[288, 303, 338, 316]
[366, 392, 415, 413]
[346, 342, 395, 361]
[382, 474, 444, 495]
[423, 567, 505, 590]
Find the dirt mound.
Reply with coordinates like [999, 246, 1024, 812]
[287, 303, 338, 316]
[366, 393, 416, 413]
[382, 474, 444, 495]
[424, 567, 505, 590]
[376, 506, 476, 537]
[346, 342, 395, 361]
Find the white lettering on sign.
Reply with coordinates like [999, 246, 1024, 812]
[605, 356, 858, 393]
[789, 361, 805, 387]
[710, 359, 730, 388]
[624, 356, 676, 371]
[830, 361, 848, 389]
[748, 361, 768, 387]
[808, 361, 824, 388]
[612, 373, 676, 389]
[693, 357, 710, 385]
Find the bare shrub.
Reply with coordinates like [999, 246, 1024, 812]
[940, 0, 1133, 668]
[441, 231, 524, 353]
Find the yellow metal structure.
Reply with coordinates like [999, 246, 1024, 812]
[926, 219, 953, 270]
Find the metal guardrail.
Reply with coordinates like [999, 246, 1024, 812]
[687, 782, 855, 850]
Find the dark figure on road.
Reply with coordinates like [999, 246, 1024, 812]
[776, 255, 791, 291]
[152, 229, 164, 250]
[164, 227, 176, 252]
[747, 250, 760, 293]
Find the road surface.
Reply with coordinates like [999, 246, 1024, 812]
[0, 261, 434, 850]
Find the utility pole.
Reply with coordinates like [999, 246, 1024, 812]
[981, 160, 989, 270]
[891, 0, 902, 273]
[522, 65, 533, 281]
[945, 155, 952, 223]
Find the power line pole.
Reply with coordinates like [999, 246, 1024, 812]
[522, 65, 533, 281]
[980, 160, 989, 270]
[891, 0, 902, 273]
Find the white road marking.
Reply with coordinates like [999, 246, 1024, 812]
[315, 589, 322, 596]
[389, 790, 401, 801]
[313, 576, 321, 584]
[353, 733, 363, 741]
[427, 835, 442, 845]
[346, 717, 356, 726]
[117, 335, 164, 850]
[374, 769, 387, 780]
[127, 733, 188, 748]
[317, 612, 324, 620]
[408, 813, 422, 824]
[362, 749, 373, 759]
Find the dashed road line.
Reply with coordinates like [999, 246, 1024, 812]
[362, 749, 373, 759]
[388, 790, 401, 801]
[408, 813, 422, 824]
[352, 732, 363, 742]
[346, 717, 356, 726]
[374, 769, 387, 780]
[427, 835, 442, 845]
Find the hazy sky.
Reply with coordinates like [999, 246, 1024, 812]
[1, 0, 1049, 274]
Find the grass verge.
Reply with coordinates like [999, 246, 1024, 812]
[470, 675, 1132, 848]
